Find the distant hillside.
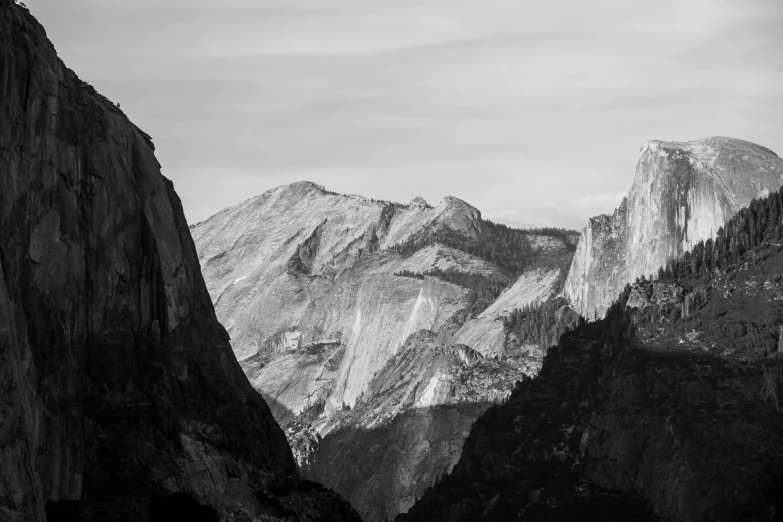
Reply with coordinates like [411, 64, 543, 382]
[401, 186, 783, 521]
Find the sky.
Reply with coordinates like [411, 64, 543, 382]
[23, 0, 783, 230]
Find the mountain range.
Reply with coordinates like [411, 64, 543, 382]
[191, 135, 783, 520]
[0, 2, 358, 520]
[191, 183, 575, 519]
[4, 0, 783, 520]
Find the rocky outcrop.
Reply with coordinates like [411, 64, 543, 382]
[564, 137, 783, 319]
[451, 268, 560, 358]
[0, 2, 359, 520]
[193, 182, 574, 519]
[454, 345, 483, 366]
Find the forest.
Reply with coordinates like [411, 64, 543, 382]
[503, 296, 581, 351]
[387, 221, 576, 278]
[394, 268, 510, 315]
[655, 187, 783, 282]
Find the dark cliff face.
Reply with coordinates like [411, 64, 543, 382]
[0, 2, 359, 520]
[401, 241, 783, 521]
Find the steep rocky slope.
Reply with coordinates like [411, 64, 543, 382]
[0, 2, 359, 520]
[401, 189, 783, 521]
[192, 182, 576, 519]
[451, 268, 561, 358]
[564, 137, 783, 319]
[293, 331, 538, 521]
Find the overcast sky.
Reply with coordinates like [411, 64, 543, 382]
[25, 0, 783, 230]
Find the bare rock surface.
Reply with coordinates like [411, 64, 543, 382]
[296, 331, 541, 521]
[0, 3, 359, 520]
[564, 137, 783, 319]
[193, 181, 573, 520]
[452, 269, 561, 357]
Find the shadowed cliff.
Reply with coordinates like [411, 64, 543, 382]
[0, 2, 360, 520]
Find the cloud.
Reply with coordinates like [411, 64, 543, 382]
[24, 0, 783, 229]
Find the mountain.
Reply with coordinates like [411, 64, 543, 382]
[192, 181, 577, 519]
[0, 2, 359, 520]
[400, 187, 783, 521]
[564, 137, 783, 319]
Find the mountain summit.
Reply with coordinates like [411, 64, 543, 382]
[563, 136, 783, 319]
[192, 182, 576, 520]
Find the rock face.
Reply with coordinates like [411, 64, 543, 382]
[564, 137, 783, 319]
[192, 182, 494, 417]
[451, 269, 561, 358]
[192, 182, 575, 519]
[0, 3, 359, 520]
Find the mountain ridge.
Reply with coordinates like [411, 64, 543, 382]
[192, 181, 577, 520]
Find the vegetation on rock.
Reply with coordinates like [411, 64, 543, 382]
[389, 223, 576, 278]
[400, 187, 783, 521]
[395, 269, 510, 315]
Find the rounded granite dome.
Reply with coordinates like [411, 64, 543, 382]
[410, 196, 429, 208]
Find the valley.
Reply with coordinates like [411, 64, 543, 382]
[3, 1, 782, 520]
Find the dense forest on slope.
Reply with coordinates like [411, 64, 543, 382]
[399, 187, 783, 522]
[504, 296, 581, 351]
[391, 220, 578, 316]
[394, 269, 510, 315]
[391, 222, 577, 319]
[654, 187, 783, 283]
[518, 225, 580, 248]
[388, 222, 577, 278]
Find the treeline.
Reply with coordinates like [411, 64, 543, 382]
[521, 226, 579, 249]
[503, 296, 580, 350]
[656, 187, 783, 282]
[394, 269, 509, 315]
[387, 224, 575, 278]
[369, 198, 434, 209]
[484, 220, 579, 253]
